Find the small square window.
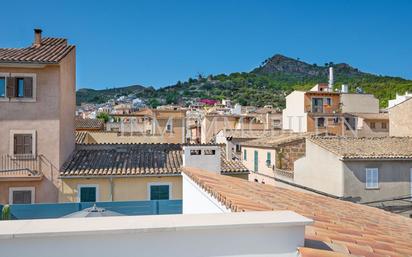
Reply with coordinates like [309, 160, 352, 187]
[381, 122, 387, 129]
[150, 185, 170, 200]
[370, 122, 376, 129]
[13, 134, 33, 156]
[79, 186, 97, 202]
[204, 149, 216, 155]
[190, 149, 201, 155]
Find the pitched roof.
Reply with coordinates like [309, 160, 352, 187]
[0, 37, 74, 64]
[221, 129, 281, 139]
[75, 131, 165, 144]
[61, 144, 248, 177]
[182, 167, 412, 257]
[310, 136, 412, 160]
[241, 133, 309, 148]
[75, 119, 104, 130]
[347, 112, 389, 120]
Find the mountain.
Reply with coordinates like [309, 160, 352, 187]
[76, 85, 155, 105]
[76, 54, 412, 108]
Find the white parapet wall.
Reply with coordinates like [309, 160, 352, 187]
[182, 145, 221, 173]
[0, 211, 312, 257]
[182, 172, 231, 214]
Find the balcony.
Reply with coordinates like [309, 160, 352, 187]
[0, 154, 42, 181]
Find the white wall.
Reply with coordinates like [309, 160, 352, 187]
[0, 211, 312, 257]
[282, 91, 307, 132]
[182, 173, 230, 214]
[294, 140, 344, 197]
[182, 145, 221, 173]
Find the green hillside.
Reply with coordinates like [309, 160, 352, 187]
[76, 54, 412, 108]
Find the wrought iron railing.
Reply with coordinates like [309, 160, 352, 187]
[0, 154, 40, 176]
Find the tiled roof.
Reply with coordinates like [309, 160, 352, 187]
[241, 133, 309, 148]
[61, 144, 248, 177]
[221, 129, 281, 139]
[75, 118, 104, 130]
[347, 112, 389, 120]
[182, 167, 412, 257]
[0, 38, 74, 64]
[75, 131, 88, 144]
[310, 136, 412, 160]
[75, 131, 165, 144]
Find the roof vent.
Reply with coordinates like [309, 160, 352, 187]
[33, 28, 42, 47]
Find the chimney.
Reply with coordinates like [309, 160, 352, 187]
[182, 145, 221, 174]
[33, 28, 42, 47]
[328, 67, 334, 91]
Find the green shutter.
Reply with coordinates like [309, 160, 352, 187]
[254, 150, 258, 172]
[150, 185, 170, 200]
[80, 187, 97, 202]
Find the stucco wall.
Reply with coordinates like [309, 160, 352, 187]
[389, 98, 412, 136]
[294, 141, 344, 197]
[343, 161, 412, 203]
[282, 91, 307, 132]
[59, 176, 183, 202]
[242, 146, 277, 176]
[341, 94, 379, 113]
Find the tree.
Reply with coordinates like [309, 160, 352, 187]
[96, 112, 110, 123]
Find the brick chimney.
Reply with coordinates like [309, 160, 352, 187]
[33, 28, 42, 47]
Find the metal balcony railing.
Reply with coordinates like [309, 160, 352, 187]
[0, 154, 41, 177]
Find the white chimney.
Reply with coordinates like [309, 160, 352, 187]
[341, 84, 349, 93]
[328, 67, 334, 91]
[33, 28, 42, 47]
[182, 145, 221, 174]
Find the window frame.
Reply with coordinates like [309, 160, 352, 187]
[381, 122, 387, 129]
[0, 73, 37, 102]
[9, 130, 36, 158]
[9, 187, 35, 204]
[77, 184, 99, 202]
[0, 74, 6, 98]
[266, 152, 271, 167]
[370, 122, 376, 129]
[243, 149, 247, 161]
[365, 168, 379, 189]
[147, 182, 172, 200]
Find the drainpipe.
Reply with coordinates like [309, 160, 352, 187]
[109, 177, 114, 201]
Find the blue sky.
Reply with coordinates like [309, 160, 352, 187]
[1, 0, 411, 89]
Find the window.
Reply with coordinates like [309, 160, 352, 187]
[204, 149, 216, 155]
[235, 144, 241, 153]
[78, 185, 98, 202]
[370, 122, 376, 129]
[243, 149, 247, 160]
[0, 77, 5, 97]
[381, 122, 387, 129]
[366, 168, 379, 189]
[316, 117, 325, 128]
[16, 78, 24, 97]
[190, 149, 201, 155]
[2, 74, 35, 101]
[254, 150, 258, 172]
[13, 134, 33, 155]
[266, 152, 271, 167]
[166, 120, 173, 132]
[149, 184, 170, 200]
[9, 187, 35, 204]
[325, 98, 332, 106]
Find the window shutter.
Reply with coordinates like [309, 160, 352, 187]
[6, 77, 16, 98]
[14, 135, 24, 154]
[23, 77, 33, 98]
[24, 135, 33, 154]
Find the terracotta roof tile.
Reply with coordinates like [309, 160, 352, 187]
[182, 167, 412, 257]
[61, 144, 248, 177]
[310, 136, 412, 160]
[75, 118, 104, 130]
[0, 37, 74, 64]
